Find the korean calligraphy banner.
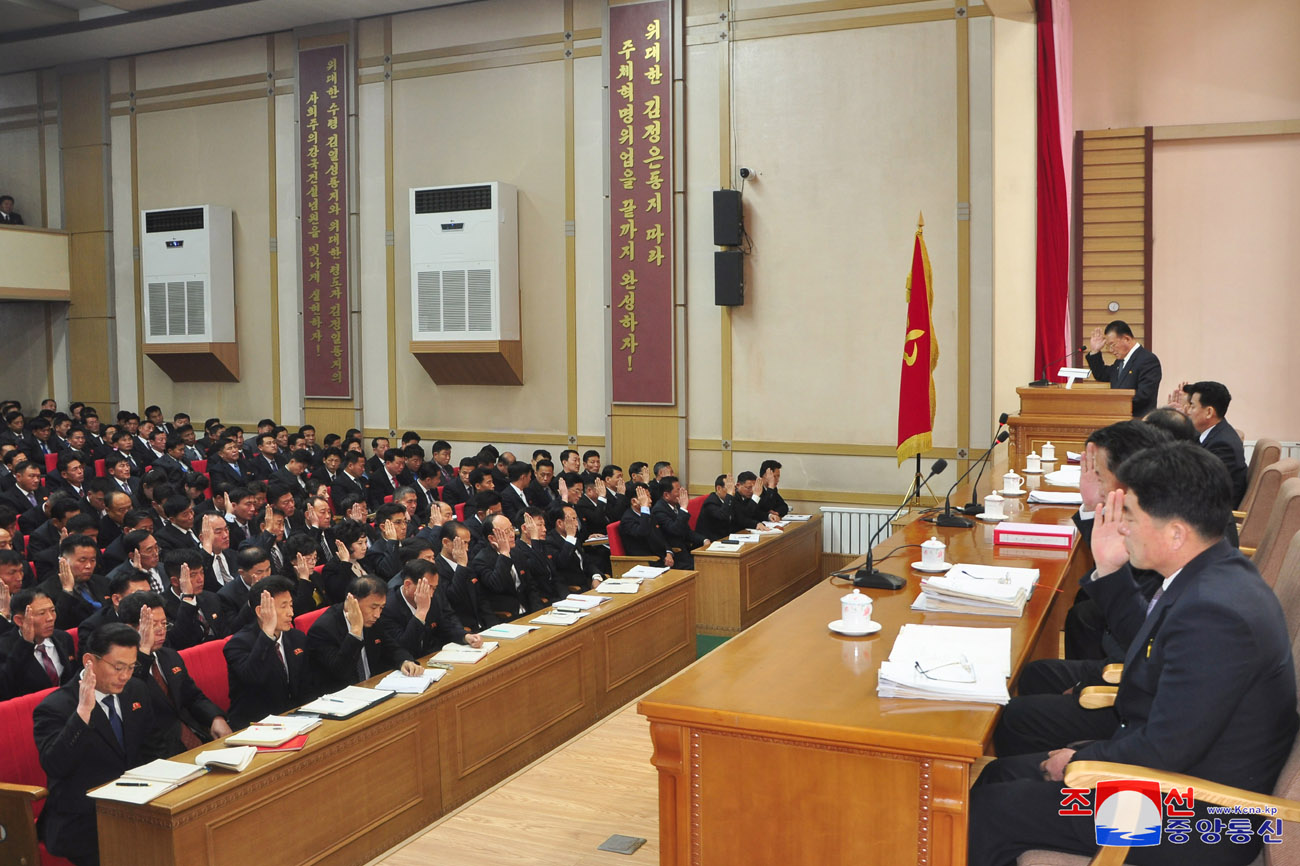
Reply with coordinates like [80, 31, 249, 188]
[298, 44, 351, 399]
[896, 215, 938, 465]
[609, 1, 674, 405]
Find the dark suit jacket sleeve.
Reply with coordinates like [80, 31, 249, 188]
[1081, 563, 1150, 650]
[42, 579, 98, 630]
[306, 609, 364, 686]
[1130, 349, 1162, 416]
[1072, 511, 1094, 548]
[1085, 351, 1113, 383]
[34, 691, 99, 778]
[759, 488, 789, 518]
[1072, 595, 1263, 773]
[473, 548, 516, 596]
[224, 627, 282, 693]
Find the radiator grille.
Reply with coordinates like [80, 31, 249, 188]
[818, 507, 895, 555]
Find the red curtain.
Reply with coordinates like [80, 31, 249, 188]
[1034, 0, 1069, 382]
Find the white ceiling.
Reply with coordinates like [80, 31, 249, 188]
[0, 0, 472, 76]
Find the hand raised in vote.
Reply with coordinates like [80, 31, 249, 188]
[1078, 444, 1103, 513]
[1090, 488, 1130, 578]
[136, 605, 157, 655]
[414, 577, 434, 622]
[491, 523, 515, 553]
[635, 486, 652, 511]
[347, 501, 367, 523]
[179, 563, 202, 597]
[723, 474, 736, 497]
[343, 593, 364, 639]
[200, 521, 215, 553]
[58, 556, 76, 593]
[77, 659, 97, 724]
[380, 519, 400, 542]
[334, 538, 352, 563]
[19, 602, 39, 644]
[0, 581, 9, 620]
[1088, 327, 1106, 354]
[677, 485, 691, 510]
[129, 549, 143, 571]
[292, 553, 314, 582]
[557, 477, 569, 502]
[256, 590, 279, 639]
[451, 535, 469, 567]
[613, 476, 626, 496]
[593, 477, 607, 499]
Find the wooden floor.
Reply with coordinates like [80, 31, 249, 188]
[376, 704, 659, 866]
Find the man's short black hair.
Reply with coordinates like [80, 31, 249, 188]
[86, 622, 140, 657]
[431, 440, 451, 453]
[58, 533, 97, 558]
[403, 558, 437, 584]
[560, 449, 578, 464]
[439, 520, 466, 545]
[601, 464, 622, 479]
[507, 462, 532, 483]
[248, 575, 296, 609]
[1143, 407, 1197, 442]
[237, 546, 271, 572]
[737, 471, 757, 485]
[1086, 420, 1171, 469]
[1104, 320, 1134, 339]
[49, 495, 82, 522]
[582, 450, 600, 462]
[714, 474, 728, 489]
[347, 574, 387, 600]
[531, 449, 550, 461]
[458, 456, 478, 469]
[658, 476, 680, 497]
[1183, 381, 1232, 420]
[117, 590, 166, 627]
[759, 459, 783, 476]
[11, 588, 49, 618]
[108, 569, 150, 597]
[1114, 442, 1233, 540]
[470, 490, 501, 512]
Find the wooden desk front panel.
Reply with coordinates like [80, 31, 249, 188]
[97, 702, 442, 866]
[596, 578, 697, 715]
[693, 516, 823, 636]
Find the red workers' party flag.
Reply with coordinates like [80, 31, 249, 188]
[897, 214, 939, 465]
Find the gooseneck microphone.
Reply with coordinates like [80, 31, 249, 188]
[927, 431, 1009, 528]
[1029, 345, 1087, 387]
[854, 458, 948, 591]
[964, 412, 1010, 514]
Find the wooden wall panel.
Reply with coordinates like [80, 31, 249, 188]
[1072, 127, 1153, 360]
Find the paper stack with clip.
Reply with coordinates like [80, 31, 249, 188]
[913, 564, 1039, 617]
[877, 623, 1012, 704]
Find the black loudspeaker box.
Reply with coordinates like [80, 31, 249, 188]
[715, 250, 744, 306]
[713, 189, 742, 247]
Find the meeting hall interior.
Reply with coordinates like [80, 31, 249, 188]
[0, 0, 1298, 864]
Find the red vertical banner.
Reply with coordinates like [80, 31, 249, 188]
[609, 1, 674, 405]
[896, 218, 938, 465]
[299, 44, 351, 399]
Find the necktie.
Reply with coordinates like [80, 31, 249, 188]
[214, 555, 230, 585]
[276, 641, 290, 679]
[37, 644, 59, 686]
[104, 698, 125, 749]
[121, 480, 131, 494]
[27, 492, 36, 507]
[357, 641, 371, 682]
[232, 462, 241, 477]
[152, 659, 202, 750]
[1145, 585, 1165, 617]
[271, 545, 283, 572]
[78, 587, 102, 609]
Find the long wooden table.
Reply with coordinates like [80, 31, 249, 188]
[96, 570, 698, 866]
[689, 513, 823, 636]
[639, 496, 1090, 866]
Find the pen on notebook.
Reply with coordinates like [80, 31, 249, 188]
[115, 781, 150, 787]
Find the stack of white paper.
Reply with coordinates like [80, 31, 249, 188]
[478, 623, 539, 639]
[877, 624, 1012, 704]
[225, 714, 319, 747]
[783, 514, 813, 522]
[913, 564, 1039, 617]
[529, 610, 588, 626]
[429, 641, 500, 664]
[376, 669, 445, 693]
[597, 579, 641, 594]
[553, 594, 610, 611]
[88, 759, 207, 803]
[1028, 489, 1084, 505]
[727, 534, 760, 544]
[1044, 465, 1081, 487]
[707, 540, 745, 552]
[195, 746, 257, 772]
[622, 564, 670, 578]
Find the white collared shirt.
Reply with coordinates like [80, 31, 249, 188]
[35, 637, 64, 677]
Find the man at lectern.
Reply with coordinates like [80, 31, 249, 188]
[1085, 320, 1161, 416]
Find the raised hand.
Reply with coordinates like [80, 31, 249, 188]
[1088, 326, 1105, 354]
[763, 468, 777, 490]
[293, 553, 313, 582]
[492, 523, 514, 553]
[756, 471, 768, 492]
[200, 521, 215, 553]
[0, 581, 9, 619]
[179, 563, 200, 597]
[334, 538, 351, 563]
[256, 590, 279, 638]
[380, 519, 399, 541]
[593, 477, 607, 499]
[677, 485, 691, 509]
[557, 477, 569, 502]
[264, 504, 273, 527]
[1078, 445, 1102, 513]
[414, 577, 434, 621]
[724, 474, 736, 497]
[348, 501, 366, 523]
[1090, 488, 1130, 577]
[136, 605, 156, 654]
[613, 476, 626, 496]
[19, 605, 38, 644]
[452, 535, 469, 567]
[427, 505, 446, 529]
[58, 556, 75, 593]
[129, 549, 143, 571]
[635, 486, 652, 510]
[343, 593, 364, 638]
[77, 660, 97, 723]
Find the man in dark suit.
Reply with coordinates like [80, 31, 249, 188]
[434, 521, 498, 632]
[331, 451, 369, 511]
[0, 194, 23, 225]
[756, 461, 790, 519]
[695, 474, 755, 540]
[156, 495, 202, 553]
[223, 575, 317, 729]
[26, 495, 84, 558]
[1084, 319, 1162, 417]
[471, 513, 541, 619]
[379, 559, 483, 655]
[248, 433, 284, 482]
[1, 460, 49, 534]
[306, 574, 420, 693]
[512, 507, 563, 603]
[38, 535, 110, 631]
[439, 457, 477, 508]
[34, 623, 166, 866]
[0, 588, 78, 698]
[151, 436, 190, 487]
[366, 450, 407, 511]
[271, 449, 313, 497]
[206, 438, 249, 489]
[1181, 380, 1249, 508]
[159, 549, 228, 649]
[970, 443, 1299, 866]
[48, 450, 90, 501]
[498, 462, 533, 524]
[216, 546, 272, 633]
[103, 454, 140, 506]
[541, 504, 600, 593]
[619, 483, 673, 567]
[75, 569, 152, 651]
[651, 476, 706, 570]
[118, 591, 232, 756]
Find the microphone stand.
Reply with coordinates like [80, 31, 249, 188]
[927, 431, 1009, 528]
[854, 459, 948, 591]
[963, 413, 1010, 515]
[1028, 346, 1085, 387]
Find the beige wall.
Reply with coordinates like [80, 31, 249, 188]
[1073, 0, 1300, 441]
[0, 0, 1046, 508]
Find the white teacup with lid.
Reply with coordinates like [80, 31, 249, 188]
[921, 536, 947, 568]
[1002, 471, 1024, 494]
[1041, 441, 1056, 462]
[983, 492, 1006, 519]
[840, 588, 873, 630]
[1025, 452, 1042, 473]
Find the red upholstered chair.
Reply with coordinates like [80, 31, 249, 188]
[0, 686, 77, 866]
[606, 521, 655, 578]
[179, 636, 232, 713]
[384, 495, 393, 504]
[294, 606, 328, 634]
[94, 459, 105, 477]
[437, 486, 444, 501]
[43, 453, 57, 474]
[687, 495, 706, 531]
[454, 503, 465, 521]
[190, 459, 207, 476]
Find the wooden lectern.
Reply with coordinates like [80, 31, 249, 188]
[1006, 384, 1135, 468]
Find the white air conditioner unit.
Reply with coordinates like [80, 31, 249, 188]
[140, 204, 234, 344]
[409, 182, 518, 341]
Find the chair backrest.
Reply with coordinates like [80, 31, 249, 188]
[687, 495, 706, 532]
[43, 452, 57, 474]
[94, 458, 105, 477]
[1241, 459, 1300, 551]
[0, 688, 56, 788]
[191, 459, 208, 475]
[294, 606, 328, 634]
[1270, 533, 1300, 644]
[607, 520, 626, 556]
[453, 502, 465, 521]
[1253, 477, 1300, 588]
[179, 636, 232, 713]
[1243, 438, 1284, 513]
[1264, 609, 1300, 866]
